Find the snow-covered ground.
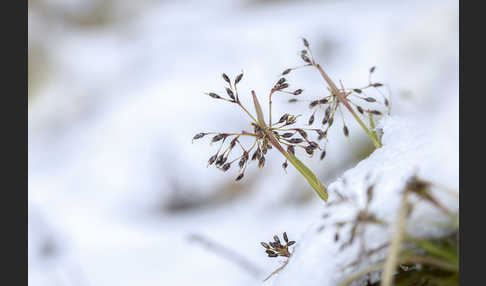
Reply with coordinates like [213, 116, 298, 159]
[28, 0, 458, 285]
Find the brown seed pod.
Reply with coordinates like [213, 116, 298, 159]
[287, 145, 295, 155]
[221, 162, 231, 172]
[302, 38, 310, 48]
[273, 235, 281, 244]
[370, 110, 382, 115]
[294, 89, 303, 95]
[371, 82, 383, 87]
[278, 113, 289, 123]
[193, 133, 206, 140]
[211, 134, 224, 142]
[282, 68, 292, 75]
[226, 88, 235, 100]
[305, 146, 314, 155]
[282, 161, 288, 170]
[297, 129, 308, 139]
[320, 150, 326, 160]
[207, 92, 221, 99]
[353, 89, 362, 94]
[277, 77, 286, 85]
[222, 73, 231, 84]
[261, 242, 270, 249]
[343, 125, 349, 137]
[319, 98, 328, 104]
[308, 114, 315, 125]
[283, 232, 288, 243]
[281, 132, 294, 138]
[288, 138, 304, 144]
[258, 156, 265, 168]
[279, 83, 289, 90]
[301, 54, 311, 63]
[370, 66, 376, 73]
[287, 241, 296, 246]
[235, 173, 244, 181]
[364, 97, 376, 102]
[208, 154, 217, 165]
[357, 106, 364, 114]
[309, 100, 319, 108]
[288, 98, 298, 103]
[235, 73, 243, 85]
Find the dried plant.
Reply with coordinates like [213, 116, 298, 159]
[260, 232, 296, 281]
[282, 39, 390, 149]
[193, 70, 328, 201]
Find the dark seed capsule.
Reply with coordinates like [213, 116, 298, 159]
[282, 68, 292, 75]
[371, 83, 383, 87]
[364, 97, 376, 102]
[353, 89, 362, 94]
[367, 185, 374, 203]
[208, 154, 217, 165]
[239, 158, 246, 169]
[294, 89, 303, 95]
[325, 106, 331, 118]
[277, 77, 286, 85]
[193, 133, 206, 140]
[279, 83, 289, 90]
[221, 162, 231, 172]
[287, 241, 296, 246]
[220, 156, 228, 166]
[278, 113, 289, 123]
[268, 252, 278, 258]
[308, 114, 315, 125]
[343, 125, 349, 137]
[288, 98, 298, 103]
[258, 156, 265, 168]
[229, 137, 238, 149]
[370, 66, 376, 73]
[301, 54, 311, 63]
[283, 232, 288, 243]
[222, 73, 231, 84]
[320, 150, 326, 160]
[319, 98, 328, 104]
[288, 138, 304, 144]
[281, 132, 294, 138]
[297, 129, 308, 138]
[370, 110, 382, 115]
[215, 154, 224, 166]
[207, 92, 221, 99]
[303, 38, 310, 47]
[265, 249, 275, 255]
[357, 106, 364, 114]
[334, 232, 340, 242]
[235, 173, 244, 181]
[226, 88, 235, 100]
[211, 134, 224, 142]
[273, 235, 280, 244]
[287, 145, 295, 155]
[309, 141, 319, 149]
[305, 146, 314, 155]
[309, 100, 319, 108]
[235, 73, 243, 84]
[385, 98, 390, 106]
[321, 117, 328, 125]
[261, 242, 270, 249]
[282, 161, 288, 170]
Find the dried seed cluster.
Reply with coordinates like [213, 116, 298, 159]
[193, 70, 329, 181]
[260, 232, 295, 258]
[284, 39, 390, 145]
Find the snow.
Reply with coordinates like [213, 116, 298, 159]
[29, 0, 458, 285]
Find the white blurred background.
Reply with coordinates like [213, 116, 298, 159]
[28, 0, 458, 285]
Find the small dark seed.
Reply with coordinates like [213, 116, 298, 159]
[283, 232, 289, 243]
[282, 161, 288, 170]
[343, 126, 349, 137]
[235, 73, 243, 85]
[235, 173, 244, 181]
[221, 162, 231, 172]
[309, 100, 319, 108]
[282, 68, 292, 75]
[288, 138, 304, 144]
[302, 38, 310, 48]
[277, 77, 286, 85]
[208, 154, 217, 165]
[364, 97, 376, 103]
[273, 235, 280, 244]
[287, 241, 296, 246]
[319, 98, 328, 104]
[308, 114, 315, 125]
[297, 129, 308, 139]
[226, 88, 235, 100]
[288, 98, 298, 103]
[207, 92, 221, 99]
[281, 132, 294, 138]
[211, 134, 224, 142]
[258, 156, 265, 168]
[370, 110, 382, 115]
[294, 89, 303, 95]
[305, 146, 314, 155]
[287, 145, 295, 155]
[320, 150, 326, 160]
[193, 133, 206, 140]
[357, 106, 364, 114]
[222, 73, 231, 84]
[261, 242, 270, 249]
[371, 82, 383, 87]
[279, 83, 289, 90]
[370, 66, 376, 73]
[353, 89, 362, 94]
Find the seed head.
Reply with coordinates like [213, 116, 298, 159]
[226, 87, 235, 100]
[282, 68, 292, 75]
[222, 73, 231, 84]
[294, 89, 303, 95]
[302, 38, 310, 48]
[235, 173, 244, 181]
[235, 73, 243, 85]
[207, 92, 221, 99]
